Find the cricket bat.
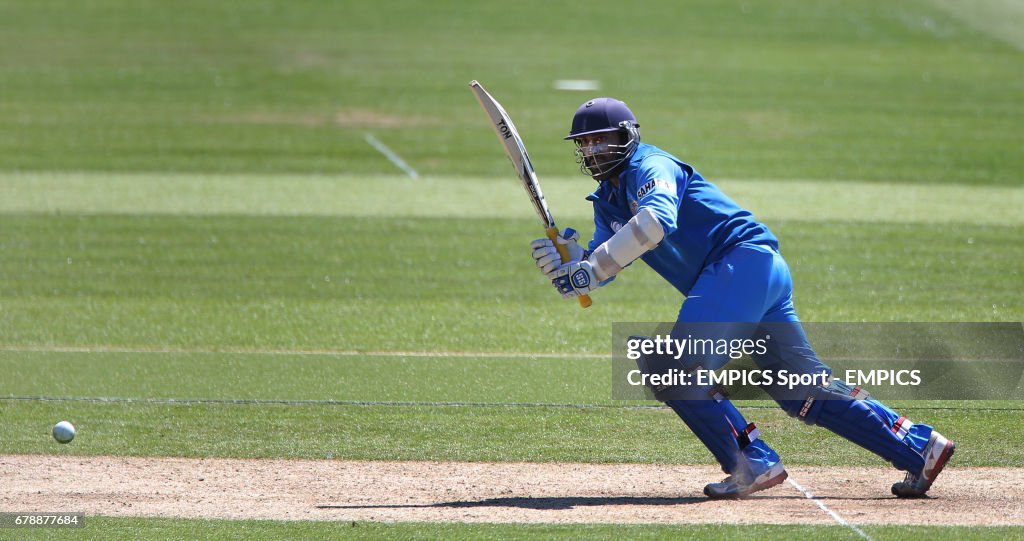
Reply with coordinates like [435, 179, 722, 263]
[469, 80, 592, 308]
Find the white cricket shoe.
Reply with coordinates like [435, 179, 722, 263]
[704, 462, 788, 499]
[891, 430, 956, 498]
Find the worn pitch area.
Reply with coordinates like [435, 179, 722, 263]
[1, 456, 1020, 526]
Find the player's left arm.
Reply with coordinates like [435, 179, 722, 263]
[552, 158, 681, 299]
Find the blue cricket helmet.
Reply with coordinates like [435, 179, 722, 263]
[565, 98, 641, 180]
[565, 98, 639, 140]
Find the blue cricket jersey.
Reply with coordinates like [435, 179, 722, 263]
[586, 143, 777, 295]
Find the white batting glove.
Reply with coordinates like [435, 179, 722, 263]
[551, 260, 599, 299]
[530, 228, 584, 279]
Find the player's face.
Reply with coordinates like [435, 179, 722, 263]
[575, 134, 610, 156]
[573, 133, 615, 173]
[570, 122, 639, 181]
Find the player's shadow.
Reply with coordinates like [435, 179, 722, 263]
[811, 495, 903, 501]
[317, 493, 799, 511]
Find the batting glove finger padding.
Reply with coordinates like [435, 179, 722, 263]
[530, 238, 554, 251]
[531, 242, 563, 277]
[531, 228, 584, 278]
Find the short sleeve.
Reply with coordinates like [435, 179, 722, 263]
[632, 155, 685, 235]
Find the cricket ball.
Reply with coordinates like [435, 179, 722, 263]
[52, 421, 76, 444]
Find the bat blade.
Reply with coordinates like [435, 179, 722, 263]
[469, 80, 592, 309]
[469, 80, 555, 230]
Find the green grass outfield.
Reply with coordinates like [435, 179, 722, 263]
[1, 0, 1022, 184]
[1, 172, 1021, 539]
[1, 0, 1022, 538]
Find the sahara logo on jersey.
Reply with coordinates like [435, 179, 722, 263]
[636, 179, 673, 199]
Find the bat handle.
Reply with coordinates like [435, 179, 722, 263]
[546, 228, 593, 309]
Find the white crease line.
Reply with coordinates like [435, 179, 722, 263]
[0, 345, 605, 359]
[787, 477, 874, 541]
[363, 133, 419, 180]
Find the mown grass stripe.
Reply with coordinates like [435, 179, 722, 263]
[929, 0, 1024, 51]
[1, 172, 1020, 224]
[0, 395, 653, 409]
[3, 345, 1016, 365]
[0, 345, 605, 359]
[3, 396, 1021, 412]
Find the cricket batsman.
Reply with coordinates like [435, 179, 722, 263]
[531, 97, 956, 498]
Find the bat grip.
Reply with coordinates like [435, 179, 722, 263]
[546, 228, 593, 308]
